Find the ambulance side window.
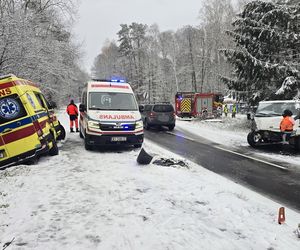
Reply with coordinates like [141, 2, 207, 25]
[34, 93, 47, 110]
[0, 94, 27, 125]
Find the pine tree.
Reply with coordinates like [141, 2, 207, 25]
[220, 0, 300, 103]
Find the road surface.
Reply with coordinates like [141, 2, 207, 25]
[145, 128, 300, 211]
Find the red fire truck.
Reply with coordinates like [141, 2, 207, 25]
[175, 92, 223, 118]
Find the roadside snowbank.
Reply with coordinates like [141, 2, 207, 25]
[0, 112, 299, 249]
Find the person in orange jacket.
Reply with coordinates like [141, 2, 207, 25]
[66, 99, 79, 132]
[280, 109, 295, 143]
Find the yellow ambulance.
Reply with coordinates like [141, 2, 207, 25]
[0, 74, 65, 169]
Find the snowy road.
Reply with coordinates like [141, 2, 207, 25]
[144, 126, 300, 211]
[1, 113, 300, 249]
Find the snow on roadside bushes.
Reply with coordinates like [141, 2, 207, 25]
[176, 114, 250, 148]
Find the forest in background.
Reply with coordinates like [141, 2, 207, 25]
[0, 0, 299, 105]
[92, 0, 238, 103]
[0, 0, 88, 105]
[92, 0, 300, 104]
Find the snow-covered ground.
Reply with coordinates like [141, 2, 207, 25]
[0, 111, 300, 249]
[176, 115, 300, 168]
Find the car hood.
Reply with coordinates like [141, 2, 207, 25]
[255, 116, 282, 132]
[87, 110, 141, 122]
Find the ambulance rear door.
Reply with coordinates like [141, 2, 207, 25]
[0, 88, 34, 166]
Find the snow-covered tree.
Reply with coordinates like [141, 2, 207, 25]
[117, 22, 148, 95]
[0, 0, 87, 105]
[221, 0, 300, 103]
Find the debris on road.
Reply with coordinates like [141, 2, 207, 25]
[152, 158, 189, 169]
[137, 148, 153, 165]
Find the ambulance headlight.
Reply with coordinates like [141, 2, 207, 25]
[88, 120, 99, 129]
[135, 120, 143, 129]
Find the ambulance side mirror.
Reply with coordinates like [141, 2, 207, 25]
[49, 101, 57, 109]
[139, 105, 144, 112]
[79, 103, 86, 112]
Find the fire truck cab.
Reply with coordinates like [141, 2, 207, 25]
[175, 92, 223, 118]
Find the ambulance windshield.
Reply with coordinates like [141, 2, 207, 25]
[89, 92, 138, 111]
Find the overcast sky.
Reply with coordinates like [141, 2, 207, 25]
[73, 0, 203, 73]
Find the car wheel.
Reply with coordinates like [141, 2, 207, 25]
[294, 136, 300, 151]
[144, 119, 150, 130]
[49, 134, 59, 156]
[168, 125, 175, 131]
[247, 131, 261, 148]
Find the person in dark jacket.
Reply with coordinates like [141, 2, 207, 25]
[66, 100, 79, 132]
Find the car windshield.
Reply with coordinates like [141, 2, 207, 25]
[255, 102, 298, 117]
[153, 105, 174, 112]
[89, 92, 138, 111]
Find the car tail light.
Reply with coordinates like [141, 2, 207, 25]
[149, 112, 156, 118]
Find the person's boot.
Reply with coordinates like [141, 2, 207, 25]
[70, 128, 74, 133]
[76, 128, 79, 133]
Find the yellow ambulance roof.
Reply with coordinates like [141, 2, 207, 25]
[0, 74, 20, 84]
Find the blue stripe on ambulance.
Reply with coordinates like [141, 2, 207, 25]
[0, 112, 48, 133]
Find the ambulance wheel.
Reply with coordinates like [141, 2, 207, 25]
[25, 156, 39, 165]
[168, 125, 175, 131]
[84, 133, 93, 150]
[79, 127, 83, 138]
[49, 135, 59, 156]
[247, 131, 261, 148]
[57, 124, 66, 140]
[84, 140, 93, 150]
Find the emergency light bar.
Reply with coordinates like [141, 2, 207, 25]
[91, 78, 126, 83]
[111, 79, 125, 83]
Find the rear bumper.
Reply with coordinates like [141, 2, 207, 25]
[0, 144, 49, 170]
[148, 119, 175, 126]
[85, 133, 144, 146]
[176, 113, 192, 118]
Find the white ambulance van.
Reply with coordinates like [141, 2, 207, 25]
[79, 79, 144, 150]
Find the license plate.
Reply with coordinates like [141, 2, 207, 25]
[111, 137, 127, 142]
[158, 115, 169, 122]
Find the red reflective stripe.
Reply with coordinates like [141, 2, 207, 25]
[0, 80, 39, 90]
[0, 82, 14, 90]
[87, 128, 143, 135]
[39, 119, 48, 129]
[0, 125, 36, 146]
[91, 84, 129, 89]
